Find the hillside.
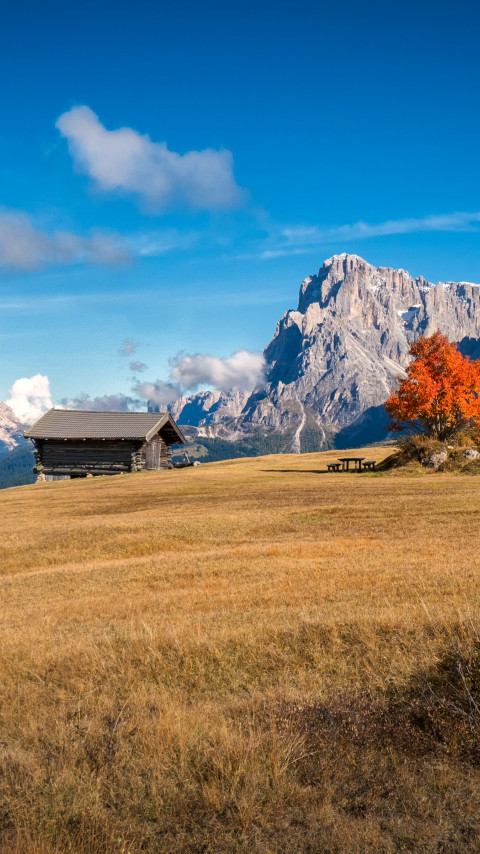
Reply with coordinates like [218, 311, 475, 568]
[2, 452, 480, 853]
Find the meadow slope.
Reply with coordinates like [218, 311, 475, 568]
[2, 448, 480, 853]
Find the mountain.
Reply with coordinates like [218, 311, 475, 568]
[173, 253, 480, 453]
[0, 402, 24, 452]
[170, 389, 251, 436]
[0, 403, 35, 488]
[0, 442, 36, 489]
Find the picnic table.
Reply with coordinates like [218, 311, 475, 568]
[337, 456, 365, 471]
[327, 457, 377, 472]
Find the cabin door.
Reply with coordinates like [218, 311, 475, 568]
[145, 437, 162, 470]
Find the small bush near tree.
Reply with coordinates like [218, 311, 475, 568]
[386, 331, 480, 441]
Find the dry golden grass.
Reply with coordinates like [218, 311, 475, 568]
[2, 446, 480, 852]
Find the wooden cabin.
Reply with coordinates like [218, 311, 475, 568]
[24, 409, 186, 479]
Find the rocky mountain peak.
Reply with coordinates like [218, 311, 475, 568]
[173, 254, 480, 450]
[298, 253, 428, 315]
[169, 388, 251, 435]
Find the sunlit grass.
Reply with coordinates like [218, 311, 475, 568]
[1, 447, 480, 852]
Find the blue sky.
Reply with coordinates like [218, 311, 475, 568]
[2, 0, 480, 419]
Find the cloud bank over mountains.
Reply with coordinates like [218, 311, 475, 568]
[59, 393, 140, 412]
[5, 347, 265, 423]
[135, 348, 265, 406]
[3, 374, 136, 425]
[56, 106, 244, 212]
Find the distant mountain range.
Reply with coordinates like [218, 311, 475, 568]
[170, 253, 480, 452]
[0, 401, 24, 452]
[4, 252, 480, 487]
[0, 403, 35, 488]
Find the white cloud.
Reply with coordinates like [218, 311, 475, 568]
[134, 349, 265, 408]
[6, 374, 52, 424]
[56, 105, 244, 211]
[119, 338, 137, 356]
[257, 212, 480, 259]
[0, 208, 203, 272]
[238, 212, 480, 261]
[59, 393, 139, 411]
[134, 380, 182, 407]
[282, 212, 480, 246]
[120, 341, 148, 374]
[170, 348, 266, 392]
[132, 228, 200, 257]
[0, 209, 130, 271]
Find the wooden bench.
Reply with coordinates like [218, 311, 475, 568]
[327, 462, 342, 472]
[362, 461, 376, 471]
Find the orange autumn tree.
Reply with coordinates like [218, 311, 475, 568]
[385, 331, 480, 441]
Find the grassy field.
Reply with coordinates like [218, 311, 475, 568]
[2, 446, 480, 853]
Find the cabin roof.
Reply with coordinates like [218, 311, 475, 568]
[24, 408, 186, 444]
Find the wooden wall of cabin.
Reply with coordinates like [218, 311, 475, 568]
[144, 434, 172, 470]
[35, 439, 141, 475]
[32, 432, 175, 477]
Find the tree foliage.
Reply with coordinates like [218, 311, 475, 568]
[385, 331, 480, 441]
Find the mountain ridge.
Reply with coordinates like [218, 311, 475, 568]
[171, 253, 480, 450]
